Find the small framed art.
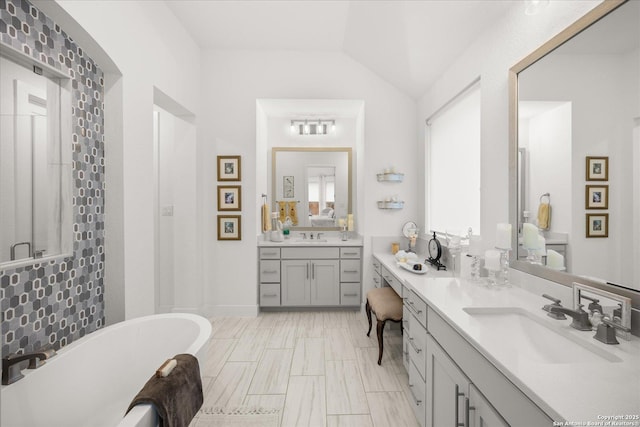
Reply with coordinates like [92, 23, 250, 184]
[217, 215, 241, 240]
[217, 155, 241, 181]
[586, 213, 608, 238]
[586, 156, 608, 181]
[218, 185, 242, 211]
[283, 176, 294, 198]
[585, 185, 608, 209]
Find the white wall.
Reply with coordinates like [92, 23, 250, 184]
[52, 0, 202, 321]
[418, 1, 601, 251]
[200, 50, 417, 315]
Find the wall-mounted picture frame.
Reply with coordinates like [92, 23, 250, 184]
[217, 155, 241, 181]
[585, 185, 608, 209]
[217, 215, 241, 240]
[283, 175, 294, 198]
[586, 213, 608, 238]
[586, 156, 608, 181]
[218, 185, 242, 211]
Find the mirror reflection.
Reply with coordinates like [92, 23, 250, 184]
[514, 0, 639, 290]
[0, 51, 71, 266]
[272, 147, 351, 229]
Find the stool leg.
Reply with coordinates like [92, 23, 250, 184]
[366, 299, 372, 337]
[376, 320, 385, 365]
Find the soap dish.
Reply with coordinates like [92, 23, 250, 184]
[398, 262, 428, 274]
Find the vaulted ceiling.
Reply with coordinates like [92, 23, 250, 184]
[165, 1, 518, 99]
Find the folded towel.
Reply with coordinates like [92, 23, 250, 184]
[287, 201, 298, 226]
[262, 203, 271, 232]
[278, 201, 287, 223]
[126, 354, 203, 427]
[537, 202, 551, 230]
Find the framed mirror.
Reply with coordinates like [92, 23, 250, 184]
[272, 147, 352, 230]
[0, 46, 73, 268]
[509, 1, 640, 301]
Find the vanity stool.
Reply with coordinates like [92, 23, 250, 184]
[365, 287, 403, 365]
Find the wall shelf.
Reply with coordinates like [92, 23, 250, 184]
[377, 201, 404, 209]
[377, 173, 404, 182]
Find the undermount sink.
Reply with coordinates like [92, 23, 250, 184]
[291, 239, 328, 244]
[463, 307, 621, 364]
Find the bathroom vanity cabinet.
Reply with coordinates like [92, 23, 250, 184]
[375, 254, 553, 427]
[258, 244, 362, 308]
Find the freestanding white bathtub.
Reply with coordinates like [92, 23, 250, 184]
[1, 313, 212, 427]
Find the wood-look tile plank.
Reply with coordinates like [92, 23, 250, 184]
[326, 360, 369, 415]
[355, 347, 401, 392]
[366, 391, 420, 427]
[327, 415, 375, 427]
[242, 394, 286, 426]
[266, 325, 298, 349]
[201, 362, 257, 408]
[291, 337, 325, 375]
[202, 338, 237, 377]
[210, 316, 251, 339]
[248, 348, 293, 395]
[228, 327, 270, 362]
[324, 328, 357, 360]
[281, 376, 326, 427]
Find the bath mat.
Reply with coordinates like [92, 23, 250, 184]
[191, 406, 280, 427]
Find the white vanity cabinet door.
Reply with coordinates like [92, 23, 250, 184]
[311, 259, 340, 305]
[408, 357, 427, 427]
[281, 260, 311, 306]
[469, 384, 508, 427]
[426, 334, 471, 427]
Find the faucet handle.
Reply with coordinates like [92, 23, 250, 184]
[542, 294, 566, 320]
[542, 294, 562, 305]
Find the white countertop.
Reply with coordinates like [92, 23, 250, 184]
[374, 252, 640, 424]
[258, 235, 363, 247]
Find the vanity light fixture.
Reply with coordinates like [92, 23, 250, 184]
[290, 119, 336, 135]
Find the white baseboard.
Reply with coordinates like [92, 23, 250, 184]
[170, 307, 201, 315]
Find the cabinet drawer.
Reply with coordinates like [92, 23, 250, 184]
[408, 358, 427, 427]
[372, 274, 382, 288]
[402, 305, 410, 332]
[340, 247, 361, 258]
[281, 247, 339, 259]
[260, 283, 281, 306]
[259, 248, 281, 259]
[340, 259, 361, 282]
[406, 289, 427, 328]
[340, 282, 361, 306]
[260, 260, 281, 283]
[381, 266, 402, 295]
[372, 257, 381, 275]
[408, 312, 427, 380]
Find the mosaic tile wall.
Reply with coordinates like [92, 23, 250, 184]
[0, 0, 105, 356]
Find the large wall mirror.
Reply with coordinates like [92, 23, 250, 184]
[509, 0, 639, 299]
[272, 147, 352, 230]
[0, 46, 72, 268]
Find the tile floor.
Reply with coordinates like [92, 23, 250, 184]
[190, 310, 419, 427]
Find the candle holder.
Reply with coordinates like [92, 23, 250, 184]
[486, 269, 499, 288]
[496, 248, 511, 287]
[470, 255, 482, 283]
[525, 248, 542, 264]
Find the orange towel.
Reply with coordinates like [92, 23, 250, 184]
[278, 201, 287, 223]
[288, 201, 298, 226]
[537, 203, 550, 230]
[262, 203, 271, 232]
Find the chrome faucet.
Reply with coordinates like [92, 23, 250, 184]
[310, 233, 315, 240]
[317, 233, 323, 240]
[541, 294, 566, 320]
[10, 241, 32, 261]
[300, 233, 307, 240]
[2, 348, 56, 385]
[548, 304, 593, 331]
